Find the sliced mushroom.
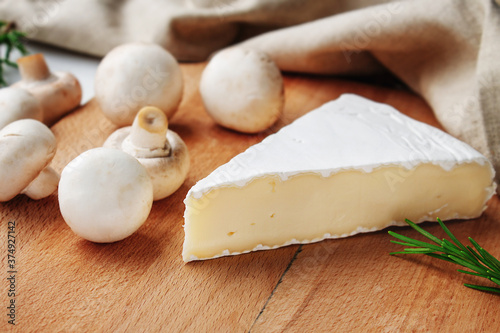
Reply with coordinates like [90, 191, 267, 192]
[104, 106, 190, 200]
[95, 42, 184, 126]
[58, 148, 154, 243]
[200, 47, 284, 133]
[0, 119, 59, 201]
[13, 53, 82, 125]
[0, 87, 43, 129]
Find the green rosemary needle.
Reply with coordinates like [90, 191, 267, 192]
[0, 21, 28, 87]
[389, 218, 500, 294]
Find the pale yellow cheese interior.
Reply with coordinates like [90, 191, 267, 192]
[183, 163, 493, 261]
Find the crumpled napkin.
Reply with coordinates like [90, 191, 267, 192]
[2, 0, 499, 184]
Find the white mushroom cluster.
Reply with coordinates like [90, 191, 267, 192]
[0, 46, 193, 244]
[95, 42, 184, 126]
[55, 41, 190, 243]
[57, 106, 190, 243]
[199, 47, 284, 133]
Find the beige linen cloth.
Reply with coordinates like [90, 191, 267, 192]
[1, 0, 500, 183]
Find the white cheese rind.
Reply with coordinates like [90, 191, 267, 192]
[187, 94, 490, 200]
[183, 94, 495, 262]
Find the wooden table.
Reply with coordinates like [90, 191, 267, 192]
[1, 63, 499, 332]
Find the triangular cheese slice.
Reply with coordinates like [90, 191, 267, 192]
[183, 94, 495, 262]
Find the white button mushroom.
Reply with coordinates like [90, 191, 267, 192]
[0, 87, 43, 129]
[0, 119, 59, 201]
[199, 47, 284, 133]
[95, 42, 184, 127]
[13, 53, 82, 125]
[58, 148, 154, 243]
[104, 106, 190, 201]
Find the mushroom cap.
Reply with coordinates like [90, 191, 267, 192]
[104, 128, 190, 200]
[14, 71, 82, 125]
[59, 148, 153, 243]
[199, 47, 284, 133]
[0, 87, 43, 129]
[22, 166, 59, 200]
[13, 53, 82, 126]
[0, 119, 56, 201]
[95, 42, 184, 127]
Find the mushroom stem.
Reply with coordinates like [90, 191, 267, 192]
[17, 54, 51, 82]
[122, 106, 171, 158]
[21, 166, 60, 200]
[131, 106, 169, 149]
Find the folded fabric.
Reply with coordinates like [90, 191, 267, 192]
[0, 0, 389, 60]
[1, 0, 499, 186]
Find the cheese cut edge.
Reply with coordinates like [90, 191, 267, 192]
[183, 163, 495, 262]
[185, 219, 475, 262]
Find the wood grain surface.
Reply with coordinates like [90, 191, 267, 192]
[1, 63, 499, 332]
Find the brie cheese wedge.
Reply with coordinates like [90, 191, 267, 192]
[183, 94, 495, 262]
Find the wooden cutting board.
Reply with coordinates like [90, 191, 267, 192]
[1, 63, 499, 332]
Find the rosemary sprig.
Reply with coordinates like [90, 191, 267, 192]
[389, 218, 500, 294]
[0, 21, 28, 87]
